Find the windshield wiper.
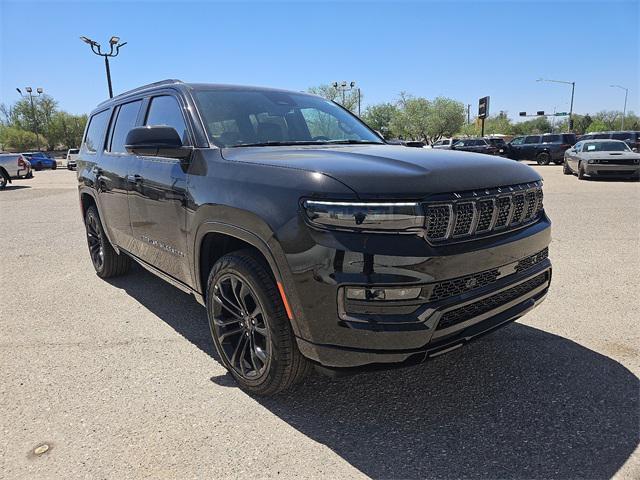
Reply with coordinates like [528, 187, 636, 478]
[230, 141, 327, 148]
[324, 139, 383, 145]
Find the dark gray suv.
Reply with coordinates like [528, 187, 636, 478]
[77, 80, 552, 394]
[507, 133, 577, 165]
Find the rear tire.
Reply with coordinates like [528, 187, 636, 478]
[536, 152, 551, 165]
[84, 205, 130, 278]
[206, 250, 311, 395]
[51, 162, 57, 170]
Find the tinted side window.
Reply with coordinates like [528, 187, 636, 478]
[611, 132, 632, 141]
[145, 96, 188, 144]
[109, 100, 142, 153]
[562, 134, 577, 144]
[510, 137, 524, 145]
[593, 133, 609, 139]
[524, 135, 541, 144]
[542, 135, 561, 143]
[84, 110, 110, 153]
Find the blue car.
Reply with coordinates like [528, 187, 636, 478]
[21, 152, 57, 170]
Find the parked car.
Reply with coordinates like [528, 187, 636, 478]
[21, 152, 57, 170]
[451, 138, 499, 155]
[0, 153, 32, 189]
[78, 79, 551, 395]
[432, 138, 460, 149]
[485, 137, 508, 155]
[66, 148, 80, 170]
[579, 131, 640, 151]
[563, 139, 640, 180]
[506, 133, 577, 165]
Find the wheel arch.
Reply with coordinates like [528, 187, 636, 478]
[78, 187, 120, 253]
[194, 222, 303, 337]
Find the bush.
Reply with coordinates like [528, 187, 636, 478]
[0, 125, 46, 151]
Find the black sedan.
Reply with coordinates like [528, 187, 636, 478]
[451, 138, 499, 155]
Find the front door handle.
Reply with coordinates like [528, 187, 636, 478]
[127, 174, 142, 184]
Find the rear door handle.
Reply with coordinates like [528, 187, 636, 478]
[127, 174, 142, 183]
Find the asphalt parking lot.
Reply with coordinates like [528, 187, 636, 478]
[1, 165, 638, 479]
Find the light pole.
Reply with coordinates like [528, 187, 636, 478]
[537, 78, 575, 132]
[610, 85, 629, 130]
[16, 86, 43, 151]
[332, 81, 361, 116]
[80, 35, 127, 98]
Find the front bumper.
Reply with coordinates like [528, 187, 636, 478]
[287, 218, 552, 368]
[584, 164, 640, 177]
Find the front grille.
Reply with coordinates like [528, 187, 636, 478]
[429, 268, 500, 302]
[596, 158, 637, 165]
[515, 247, 549, 273]
[423, 181, 543, 243]
[436, 272, 548, 331]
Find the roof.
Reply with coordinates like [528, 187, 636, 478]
[96, 79, 319, 109]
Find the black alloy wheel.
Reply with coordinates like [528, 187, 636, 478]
[84, 205, 130, 278]
[578, 162, 586, 180]
[211, 273, 270, 379]
[536, 152, 551, 165]
[206, 251, 311, 395]
[86, 211, 105, 271]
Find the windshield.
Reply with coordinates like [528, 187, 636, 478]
[193, 89, 383, 148]
[583, 141, 630, 152]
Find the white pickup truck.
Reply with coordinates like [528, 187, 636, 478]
[0, 153, 32, 189]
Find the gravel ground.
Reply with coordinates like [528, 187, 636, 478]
[1, 165, 638, 479]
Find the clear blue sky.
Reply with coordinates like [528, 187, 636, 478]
[1, 0, 638, 119]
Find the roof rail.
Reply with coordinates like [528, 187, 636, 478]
[96, 79, 184, 107]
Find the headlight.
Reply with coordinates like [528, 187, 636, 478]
[588, 159, 596, 164]
[302, 200, 424, 231]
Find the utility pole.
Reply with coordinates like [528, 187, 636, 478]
[467, 104, 471, 124]
[610, 85, 629, 130]
[537, 78, 575, 132]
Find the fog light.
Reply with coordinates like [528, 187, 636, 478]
[346, 287, 421, 301]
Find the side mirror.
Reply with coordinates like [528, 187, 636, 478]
[125, 126, 191, 159]
[633, 148, 638, 153]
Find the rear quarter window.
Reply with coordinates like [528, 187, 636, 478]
[83, 110, 110, 153]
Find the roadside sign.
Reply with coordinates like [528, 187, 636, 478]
[478, 96, 490, 119]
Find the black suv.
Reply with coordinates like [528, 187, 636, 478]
[77, 80, 552, 395]
[507, 133, 577, 165]
[579, 131, 640, 151]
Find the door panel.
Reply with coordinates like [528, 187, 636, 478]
[127, 94, 191, 284]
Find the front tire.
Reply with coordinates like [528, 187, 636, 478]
[51, 162, 57, 170]
[84, 205, 130, 278]
[536, 152, 551, 165]
[206, 251, 310, 395]
[578, 162, 586, 180]
[563, 160, 572, 175]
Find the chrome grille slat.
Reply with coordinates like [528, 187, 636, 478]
[422, 182, 544, 244]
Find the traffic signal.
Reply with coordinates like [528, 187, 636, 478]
[519, 112, 527, 116]
[569, 119, 574, 129]
[536, 111, 545, 116]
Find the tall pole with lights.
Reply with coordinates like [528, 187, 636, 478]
[610, 85, 629, 130]
[537, 78, 575, 132]
[16, 86, 43, 151]
[80, 35, 127, 98]
[332, 81, 360, 116]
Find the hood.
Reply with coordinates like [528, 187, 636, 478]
[221, 144, 541, 199]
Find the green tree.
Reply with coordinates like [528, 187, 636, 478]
[307, 84, 362, 113]
[47, 112, 88, 149]
[362, 102, 399, 138]
[0, 125, 45, 151]
[512, 116, 552, 135]
[390, 93, 465, 143]
[586, 119, 609, 133]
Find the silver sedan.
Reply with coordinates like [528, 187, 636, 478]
[563, 139, 640, 180]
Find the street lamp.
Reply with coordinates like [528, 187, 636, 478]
[16, 86, 43, 151]
[332, 80, 361, 116]
[610, 85, 629, 130]
[80, 35, 127, 98]
[537, 78, 575, 132]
